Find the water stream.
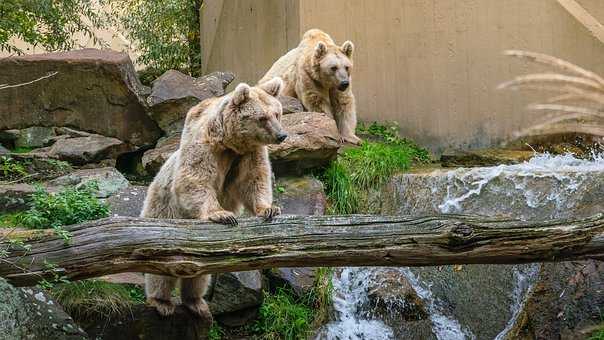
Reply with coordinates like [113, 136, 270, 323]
[318, 153, 604, 340]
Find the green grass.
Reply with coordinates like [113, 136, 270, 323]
[208, 323, 226, 340]
[13, 182, 109, 229]
[321, 122, 430, 214]
[589, 325, 604, 340]
[252, 287, 315, 340]
[11, 146, 35, 154]
[50, 279, 144, 320]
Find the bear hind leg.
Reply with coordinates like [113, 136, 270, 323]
[181, 275, 213, 322]
[145, 274, 177, 316]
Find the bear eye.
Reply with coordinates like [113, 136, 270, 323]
[331, 66, 338, 72]
[345, 66, 350, 72]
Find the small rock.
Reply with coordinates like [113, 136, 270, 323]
[278, 96, 304, 114]
[48, 135, 131, 165]
[269, 112, 340, 176]
[209, 271, 264, 315]
[266, 267, 317, 297]
[15, 126, 56, 148]
[274, 176, 327, 215]
[107, 185, 148, 217]
[141, 134, 180, 175]
[47, 167, 129, 198]
[147, 70, 235, 134]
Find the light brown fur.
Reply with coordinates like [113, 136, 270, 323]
[260, 29, 361, 145]
[142, 78, 286, 319]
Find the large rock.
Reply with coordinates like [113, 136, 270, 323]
[47, 167, 129, 198]
[14, 126, 56, 148]
[265, 267, 317, 297]
[0, 154, 72, 182]
[0, 183, 38, 212]
[274, 176, 327, 216]
[209, 271, 264, 316]
[269, 112, 340, 175]
[48, 135, 131, 165]
[0, 49, 161, 148]
[278, 96, 304, 114]
[141, 134, 180, 174]
[147, 70, 235, 134]
[440, 148, 534, 168]
[0, 278, 87, 339]
[107, 185, 148, 217]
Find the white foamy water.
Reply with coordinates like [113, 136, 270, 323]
[318, 268, 394, 340]
[438, 153, 604, 214]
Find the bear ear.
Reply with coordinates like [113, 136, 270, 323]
[341, 41, 354, 58]
[314, 42, 327, 60]
[259, 77, 283, 97]
[231, 83, 250, 106]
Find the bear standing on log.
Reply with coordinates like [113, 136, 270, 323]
[260, 29, 362, 145]
[141, 77, 287, 319]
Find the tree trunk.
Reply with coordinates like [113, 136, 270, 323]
[1, 214, 603, 287]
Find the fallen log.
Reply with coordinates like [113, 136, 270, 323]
[1, 214, 603, 286]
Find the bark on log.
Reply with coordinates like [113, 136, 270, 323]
[1, 214, 603, 287]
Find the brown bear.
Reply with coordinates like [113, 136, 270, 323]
[260, 28, 361, 145]
[142, 77, 287, 319]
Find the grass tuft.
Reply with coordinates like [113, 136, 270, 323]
[253, 287, 314, 340]
[321, 122, 430, 214]
[50, 279, 144, 320]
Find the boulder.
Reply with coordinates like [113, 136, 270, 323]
[141, 134, 180, 174]
[269, 112, 340, 175]
[440, 148, 535, 168]
[0, 154, 72, 182]
[265, 267, 317, 297]
[0, 144, 9, 155]
[209, 271, 264, 315]
[274, 176, 327, 215]
[0, 49, 161, 148]
[147, 70, 235, 134]
[48, 135, 131, 165]
[14, 126, 56, 148]
[0, 278, 87, 339]
[47, 167, 129, 198]
[0, 183, 38, 212]
[0, 130, 20, 148]
[107, 185, 148, 217]
[278, 96, 304, 114]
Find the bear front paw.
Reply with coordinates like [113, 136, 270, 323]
[257, 206, 281, 221]
[341, 134, 362, 145]
[207, 210, 238, 226]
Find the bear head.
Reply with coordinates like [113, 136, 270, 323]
[217, 77, 288, 151]
[313, 40, 354, 91]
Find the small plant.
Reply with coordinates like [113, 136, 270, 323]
[306, 267, 334, 327]
[589, 326, 604, 340]
[356, 121, 431, 163]
[253, 287, 314, 340]
[0, 156, 27, 180]
[50, 279, 142, 319]
[14, 182, 109, 230]
[11, 147, 35, 154]
[208, 323, 225, 340]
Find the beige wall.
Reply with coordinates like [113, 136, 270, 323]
[202, 0, 604, 153]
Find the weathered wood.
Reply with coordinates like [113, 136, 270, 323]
[1, 214, 603, 286]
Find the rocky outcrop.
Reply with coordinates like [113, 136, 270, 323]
[46, 135, 131, 165]
[147, 70, 235, 134]
[274, 176, 327, 215]
[0, 49, 161, 148]
[14, 126, 56, 148]
[47, 167, 129, 198]
[107, 186, 148, 217]
[0, 278, 87, 340]
[266, 267, 317, 297]
[141, 134, 180, 174]
[269, 112, 340, 175]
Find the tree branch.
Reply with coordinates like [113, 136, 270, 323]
[1, 214, 603, 286]
[0, 71, 58, 90]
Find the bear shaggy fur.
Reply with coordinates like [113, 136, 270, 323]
[260, 28, 361, 145]
[142, 77, 287, 319]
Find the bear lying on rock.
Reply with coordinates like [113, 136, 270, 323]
[260, 28, 361, 145]
[141, 77, 287, 319]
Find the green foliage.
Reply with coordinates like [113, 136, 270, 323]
[253, 287, 314, 340]
[0, 156, 27, 180]
[208, 323, 225, 340]
[14, 182, 109, 229]
[0, 0, 105, 54]
[10, 146, 35, 154]
[589, 325, 604, 340]
[306, 267, 334, 327]
[107, 0, 202, 82]
[50, 279, 142, 319]
[321, 122, 430, 214]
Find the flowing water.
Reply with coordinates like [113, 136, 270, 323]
[319, 153, 604, 340]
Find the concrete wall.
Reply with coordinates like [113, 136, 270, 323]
[201, 0, 604, 153]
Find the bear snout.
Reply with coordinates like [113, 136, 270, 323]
[276, 132, 288, 143]
[338, 80, 350, 91]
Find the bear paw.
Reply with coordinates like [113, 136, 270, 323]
[341, 134, 362, 145]
[207, 210, 238, 226]
[257, 206, 281, 221]
[148, 297, 176, 317]
[183, 298, 213, 322]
